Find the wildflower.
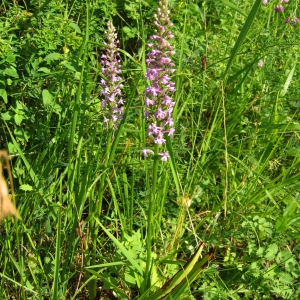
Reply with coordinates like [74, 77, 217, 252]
[280, 0, 289, 2]
[100, 21, 123, 129]
[257, 59, 264, 68]
[158, 152, 170, 162]
[141, 148, 154, 158]
[274, 5, 284, 12]
[143, 0, 176, 161]
[294, 17, 300, 24]
[262, 0, 268, 4]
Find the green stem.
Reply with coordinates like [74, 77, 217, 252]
[145, 143, 160, 292]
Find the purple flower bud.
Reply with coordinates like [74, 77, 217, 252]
[275, 5, 284, 12]
[167, 127, 175, 137]
[148, 123, 162, 135]
[154, 135, 166, 145]
[285, 17, 299, 25]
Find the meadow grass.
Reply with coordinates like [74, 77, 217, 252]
[0, 0, 300, 299]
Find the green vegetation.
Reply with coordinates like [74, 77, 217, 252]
[1, 0, 300, 299]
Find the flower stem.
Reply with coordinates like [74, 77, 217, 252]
[145, 143, 160, 291]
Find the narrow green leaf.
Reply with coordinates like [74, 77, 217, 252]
[223, 0, 261, 81]
[283, 199, 297, 217]
[37, 67, 51, 73]
[0, 272, 37, 294]
[258, 124, 300, 130]
[220, 0, 247, 17]
[165, 253, 211, 300]
[44, 52, 61, 62]
[68, 22, 82, 34]
[0, 88, 8, 103]
[280, 64, 296, 97]
[166, 136, 181, 196]
[145, 244, 205, 300]
[4, 120, 38, 185]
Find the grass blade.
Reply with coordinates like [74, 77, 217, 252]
[222, 0, 261, 81]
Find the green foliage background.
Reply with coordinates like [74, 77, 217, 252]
[0, 0, 300, 299]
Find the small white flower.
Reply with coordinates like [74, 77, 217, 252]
[257, 59, 264, 68]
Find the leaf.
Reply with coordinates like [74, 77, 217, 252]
[1, 111, 13, 121]
[0, 174, 20, 222]
[86, 269, 127, 298]
[125, 272, 136, 286]
[14, 114, 24, 126]
[283, 199, 297, 217]
[3, 67, 19, 78]
[164, 252, 213, 300]
[53, 103, 62, 114]
[288, 214, 300, 226]
[280, 64, 296, 97]
[37, 67, 51, 74]
[0, 81, 7, 103]
[222, 0, 261, 81]
[265, 243, 278, 261]
[4, 122, 38, 185]
[42, 89, 53, 106]
[258, 123, 300, 131]
[44, 53, 61, 62]
[6, 53, 16, 63]
[0, 89, 8, 103]
[279, 272, 293, 284]
[46, 218, 52, 235]
[19, 184, 33, 191]
[63, 61, 81, 72]
[7, 142, 17, 153]
[144, 244, 208, 300]
[14, 127, 30, 142]
[220, 0, 247, 17]
[68, 22, 82, 34]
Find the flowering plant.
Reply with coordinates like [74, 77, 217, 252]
[143, 0, 176, 161]
[100, 21, 123, 130]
